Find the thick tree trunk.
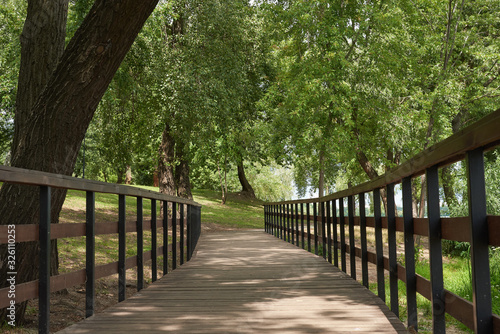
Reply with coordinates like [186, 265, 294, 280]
[0, 0, 159, 324]
[158, 123, 177, 197]
[175, 144, 192, 200]
[237, 160, 255, 198]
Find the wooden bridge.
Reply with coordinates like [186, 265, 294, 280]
[57, 230, 406, 333]
[2, 110, 500, 333]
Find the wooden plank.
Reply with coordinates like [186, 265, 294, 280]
[58, 231, 407, 334]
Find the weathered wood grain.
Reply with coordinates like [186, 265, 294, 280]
[58, 230, 407, 333]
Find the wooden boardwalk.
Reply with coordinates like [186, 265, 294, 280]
[58, 230, 407, 333]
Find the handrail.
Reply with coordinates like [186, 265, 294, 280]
[0, 165, 201, 207]
[264, 109, 500, 333]
[267, 108, 500, 205]
[0, 167, 202, 333]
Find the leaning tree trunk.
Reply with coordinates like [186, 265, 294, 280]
[0, 0, 159, 324]
[237, 160, 255, 198]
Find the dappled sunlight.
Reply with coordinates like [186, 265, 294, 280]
[58, 231, 405, 333]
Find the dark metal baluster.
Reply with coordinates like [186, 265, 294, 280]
[333, 199, 338, 267]
[118, 194, 126, 302]
[313, 202, 318, 255]
[348, 195, 356, 279]
[339, 197, 346, 273]
[295, 203, 299, 246]
[327, 200, 332, 264]
[402, 177, 417, 330]
[307, 203, 311, 252]
[387, 183, 398, 317]
[163, 201, 168, 275]
[359, 193, 368, 288]
[301, 203, 305, 249]
[279, 204, 283, 240]
[322, 201, 326, 260]
[180, 203, 185, 265]
[172, 202, 177, 270]
[467, 148, 493, 333]
[39, 186, 51, 334]
[151, 199, 157, 282]
[86, 191, 95, 318]
[187, 205, 192, 261]
[137, 197, 144, 291]
[287, 203, 291, 242]
[426, 165, 445, 333]
[291, 204, 295, 245]
[374, 188, 385, 302]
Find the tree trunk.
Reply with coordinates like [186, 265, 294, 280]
[158, 123, 177, 197]
[237, 160, 255, 198]
[0, 0, 159, 324]
[175, 144, 192, 200]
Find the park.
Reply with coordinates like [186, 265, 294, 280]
[1, 0, 500, 333]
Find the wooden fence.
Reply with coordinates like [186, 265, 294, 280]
[264, 109, 500, 333]
[0, 166, 202, 333]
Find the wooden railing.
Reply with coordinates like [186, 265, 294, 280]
[264, 110, 500, 333]
[0, 166, 202, 333]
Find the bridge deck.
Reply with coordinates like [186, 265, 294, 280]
[58, 230, 407, 333]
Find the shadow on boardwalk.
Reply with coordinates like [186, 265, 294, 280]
[58, 230, 407, 333]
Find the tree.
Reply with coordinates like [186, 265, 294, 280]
[0, 0, 159, 324]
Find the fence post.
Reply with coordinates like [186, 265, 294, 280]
[321, 201, 326, 260]
[172, 202, 177, 270]
[348, 195, 356, 279]
[180, 203, 185, 266]
[39, 186, 51, 334]
[374, 188, 385, 302]
[151, 199, 157, 282]
[333, 199, 338, 267]
[313, 202, 318, 255]
[387, 183, 398, 317]
[359, 193, 368, 288]
[163, 201, 168, 275]
[306, 203, 311, 252]
[85, 191, 95, 318]
[339, 197, 346, 273]
[426, 165, 445, 333]
[402, 176, 417, 330]
[137, 197, 144, 291]
[467, 148, 493, 333]
[327, 201, 332, 263]
[118, 194, 126, 302]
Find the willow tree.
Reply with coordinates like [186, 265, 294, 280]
[0, 0, 159, 324]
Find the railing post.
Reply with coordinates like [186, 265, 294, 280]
[387, 183, 398, 317]
[137, 197, 144, 291]
[327, 200, 332, 264]
[187, 204, 192, 261]
[374, 188, 385, 302]
[313, 202, 318, 255]
[426, 165, 445, 333]
[321, 201, 326, 260]
[333, 199, 338, 267]
[118, 194, 126, 302]
[300, 203, 305, 249]
[295, 203, 299, 246]
[172, 202, 177, 270]
[348, 195, 356, 279]
[39, 186, 51, 334]
[402, 177, 417, 330]
[287, 203, 290, 242]
[359, 193, 368, 288]
[291, 203, 295, 245]
[163, 200, 169, 275]
[467, 148, 493, 333]
[151, 199, 157, 282]
[306, 203, 311, 252]
[86, 191, 95, 318]
[180, 203, 185, 265]
[279, 204, 283, 240]
[339, 197, 346, 273]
